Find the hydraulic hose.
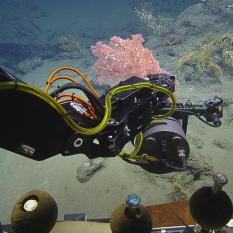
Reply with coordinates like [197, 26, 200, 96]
[0, 81, 176, 136]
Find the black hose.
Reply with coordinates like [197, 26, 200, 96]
[49, 82, 104, 119]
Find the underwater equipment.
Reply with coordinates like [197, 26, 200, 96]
[189, 172, 233, 232]
[10, 190, 58, 233]
[0, 67, 223, 172]
[110, 194, 152, 233]
[1, 173, 232, 233]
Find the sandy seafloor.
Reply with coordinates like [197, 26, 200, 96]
[0, 57, 233, 224]
[0, 0, 233, 225]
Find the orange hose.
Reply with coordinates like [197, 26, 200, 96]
[56, 93, 95, 111]
[44, 75, 77, 93]
[43, 66, 100, 120]
[57, 93, 97, 119]
[44, 66, 99, 97]
[45, 76, 94, 112]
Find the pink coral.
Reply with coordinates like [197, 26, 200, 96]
[91, 34, 161, 85]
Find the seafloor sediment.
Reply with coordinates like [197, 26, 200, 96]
[0, 0, 233, 224]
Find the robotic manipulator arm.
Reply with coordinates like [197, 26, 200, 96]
[0, 67, 223, 172]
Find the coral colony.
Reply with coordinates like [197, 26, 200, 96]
[91, 34, 161, 85]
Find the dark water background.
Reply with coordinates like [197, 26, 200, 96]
[0, 0, 198, 69]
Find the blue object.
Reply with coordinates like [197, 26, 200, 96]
[126, 194, 141, 207]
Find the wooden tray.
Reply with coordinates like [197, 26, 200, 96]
[146, 200, 196, 228]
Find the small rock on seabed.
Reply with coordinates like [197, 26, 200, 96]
[77, 158, 106, 183]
